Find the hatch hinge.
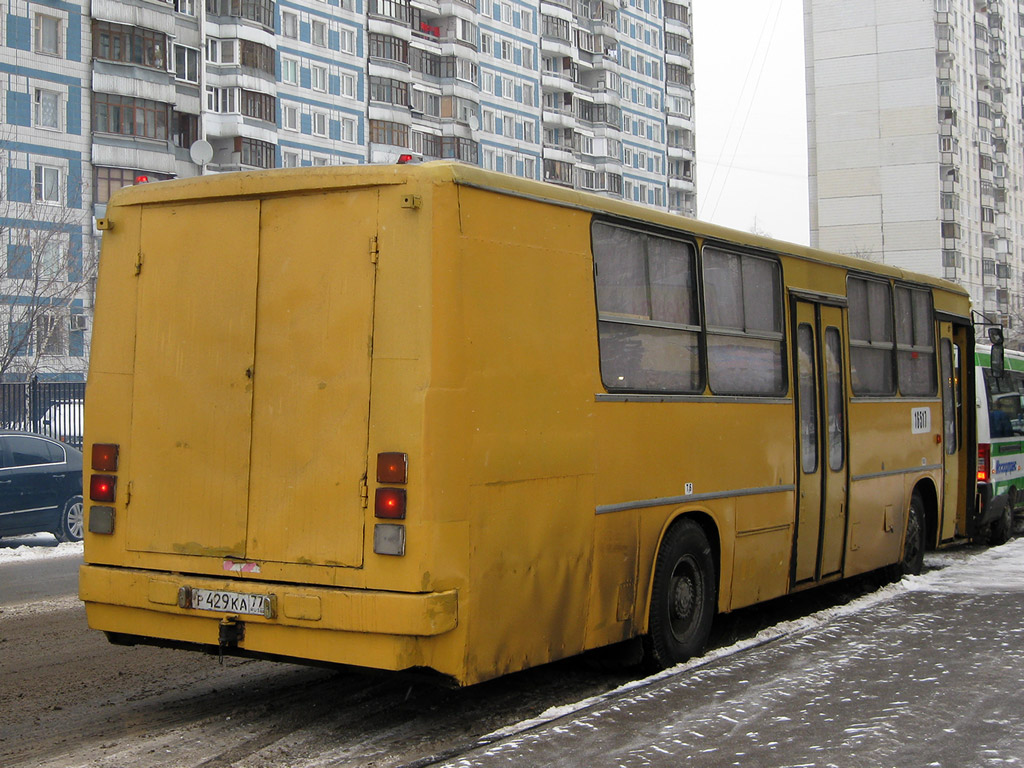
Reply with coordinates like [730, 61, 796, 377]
[125, 480, 133, 508]
[360, 476, 369, 509]
[369, 236, 379, 264]
[134, 251, 144, 276]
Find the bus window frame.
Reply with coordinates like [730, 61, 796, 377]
[701, 242, 787, 398]
[893, 281, 938, 398]
[591, 218, 705, 395]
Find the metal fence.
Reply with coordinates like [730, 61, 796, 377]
[0, 378, 86, 448]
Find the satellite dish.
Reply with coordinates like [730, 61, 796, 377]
[468, 114, 480, 132]
[189, 139, 214, 166]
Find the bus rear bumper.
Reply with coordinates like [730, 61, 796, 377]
[79, 564, 459, 672]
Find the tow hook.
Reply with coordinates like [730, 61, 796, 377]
[218, 617, 244, 663]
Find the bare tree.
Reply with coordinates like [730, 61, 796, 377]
[0, 151, 96, 382]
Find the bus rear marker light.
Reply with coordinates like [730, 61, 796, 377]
[374, 524, 406, 556]
[92, 444, 120, 472]
[90, 475, 117, 503]
[376, 452, 408, 483]
[375, 488, 406, 519]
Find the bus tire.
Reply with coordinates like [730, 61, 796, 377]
[643, 519, 716, 670]
[55, 496, 84, 543]
[894, 492, 926, 577]
[988, 501, 1013, 546]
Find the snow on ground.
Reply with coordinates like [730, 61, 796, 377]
[0, 535, 83, 562]
[457, 537, 1024, 760]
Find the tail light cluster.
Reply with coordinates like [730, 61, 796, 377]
[88, 443, 120, 535]
[978, 443, 991, 483]
[373, 452, 408, 556]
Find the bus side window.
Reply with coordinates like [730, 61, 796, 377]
[593, 222, 702, 393]
[847, 277, 895, 396]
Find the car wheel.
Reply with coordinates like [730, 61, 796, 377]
[55, 496, 84, 543]
[642, 519, 716, 669]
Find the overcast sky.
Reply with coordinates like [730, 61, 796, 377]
[691, 0, 810, 245]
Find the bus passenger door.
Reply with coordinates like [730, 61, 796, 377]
[792, 300, 849, 585]
[939, 322, 970, 540]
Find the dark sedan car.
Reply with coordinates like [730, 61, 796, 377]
[0, 431, 84, 542]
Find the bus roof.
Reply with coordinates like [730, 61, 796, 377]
[107, 161, 967, 299]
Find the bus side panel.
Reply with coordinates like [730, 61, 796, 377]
[586, 511, 639, 649]
[845, 400, 942, 576]
[450, 188, 600, 682]
[83, 203, 142, 568]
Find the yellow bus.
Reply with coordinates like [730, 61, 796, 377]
[79, 163, 978, 685]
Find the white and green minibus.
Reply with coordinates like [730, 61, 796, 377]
[976, 344, 1024, 543]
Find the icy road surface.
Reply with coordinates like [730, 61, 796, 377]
[442, 539, 1024, 768]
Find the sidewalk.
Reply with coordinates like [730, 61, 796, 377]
[442, 539, 1024, 768]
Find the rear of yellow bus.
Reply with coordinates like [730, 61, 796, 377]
[79, 166, 472, 683]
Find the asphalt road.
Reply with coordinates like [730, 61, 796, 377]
[0, 539, 1009, 768]
[0, 543, 80, 604]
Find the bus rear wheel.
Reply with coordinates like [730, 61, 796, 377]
[643, 519, 716, 670]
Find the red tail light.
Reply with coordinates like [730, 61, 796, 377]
[377, 452, 408, 484]
[90, 474, 117, 503]
[375, 488, 406, 519]
[978, 443, 991, 483]
[92, 444, 119, 472]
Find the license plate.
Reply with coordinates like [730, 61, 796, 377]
[191, 588, 273, 618]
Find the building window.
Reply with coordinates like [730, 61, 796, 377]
[37, 313, 67, 356]
[282, 150, 299, 167]
[34, 165, 61, 205]
[241, 89, 275, 121]
[311, 64, 327, 92]
[340, 27, 355, 53]
[369, 0, 410, 23]
[312, 110, 328, 136]
[93, 94, 169, 140]
[174, 45, 201, 83]
[95, 166, 172, 204]
[311, 19, 327, 47]
[282, 103, 298, 130]
[237, 137, 275, 168]
[341, 117, 355, 142]
[541, 15, 570, 42]
[369, 119, 409, 147]
[35, 89, 61, 130]
[370, 76, 409, 106]
[206, 86, 237, 113]
[35, 14, 62, 56]
[92, 21, 166, 69]
[411, 48, 439, 76]
[368, 34, 408, 64]
[207, 38, 236, 63]
[282, 11, 298, 38]
[239, 40, 275, 75]
[543, 158, 573, 185]
[206, 0, 274, 29]
[175, 0, 197, 15]
[172, 112, 199, 148]
[340, 72, 356, 98]
[281, 56, 299, 84]
[441, 136, 478, 162]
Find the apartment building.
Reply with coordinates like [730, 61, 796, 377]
[805, 0, 1024, 336]
[1, 0, 695, 379]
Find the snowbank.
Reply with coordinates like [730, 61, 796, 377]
[0, 536, 84, 564]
